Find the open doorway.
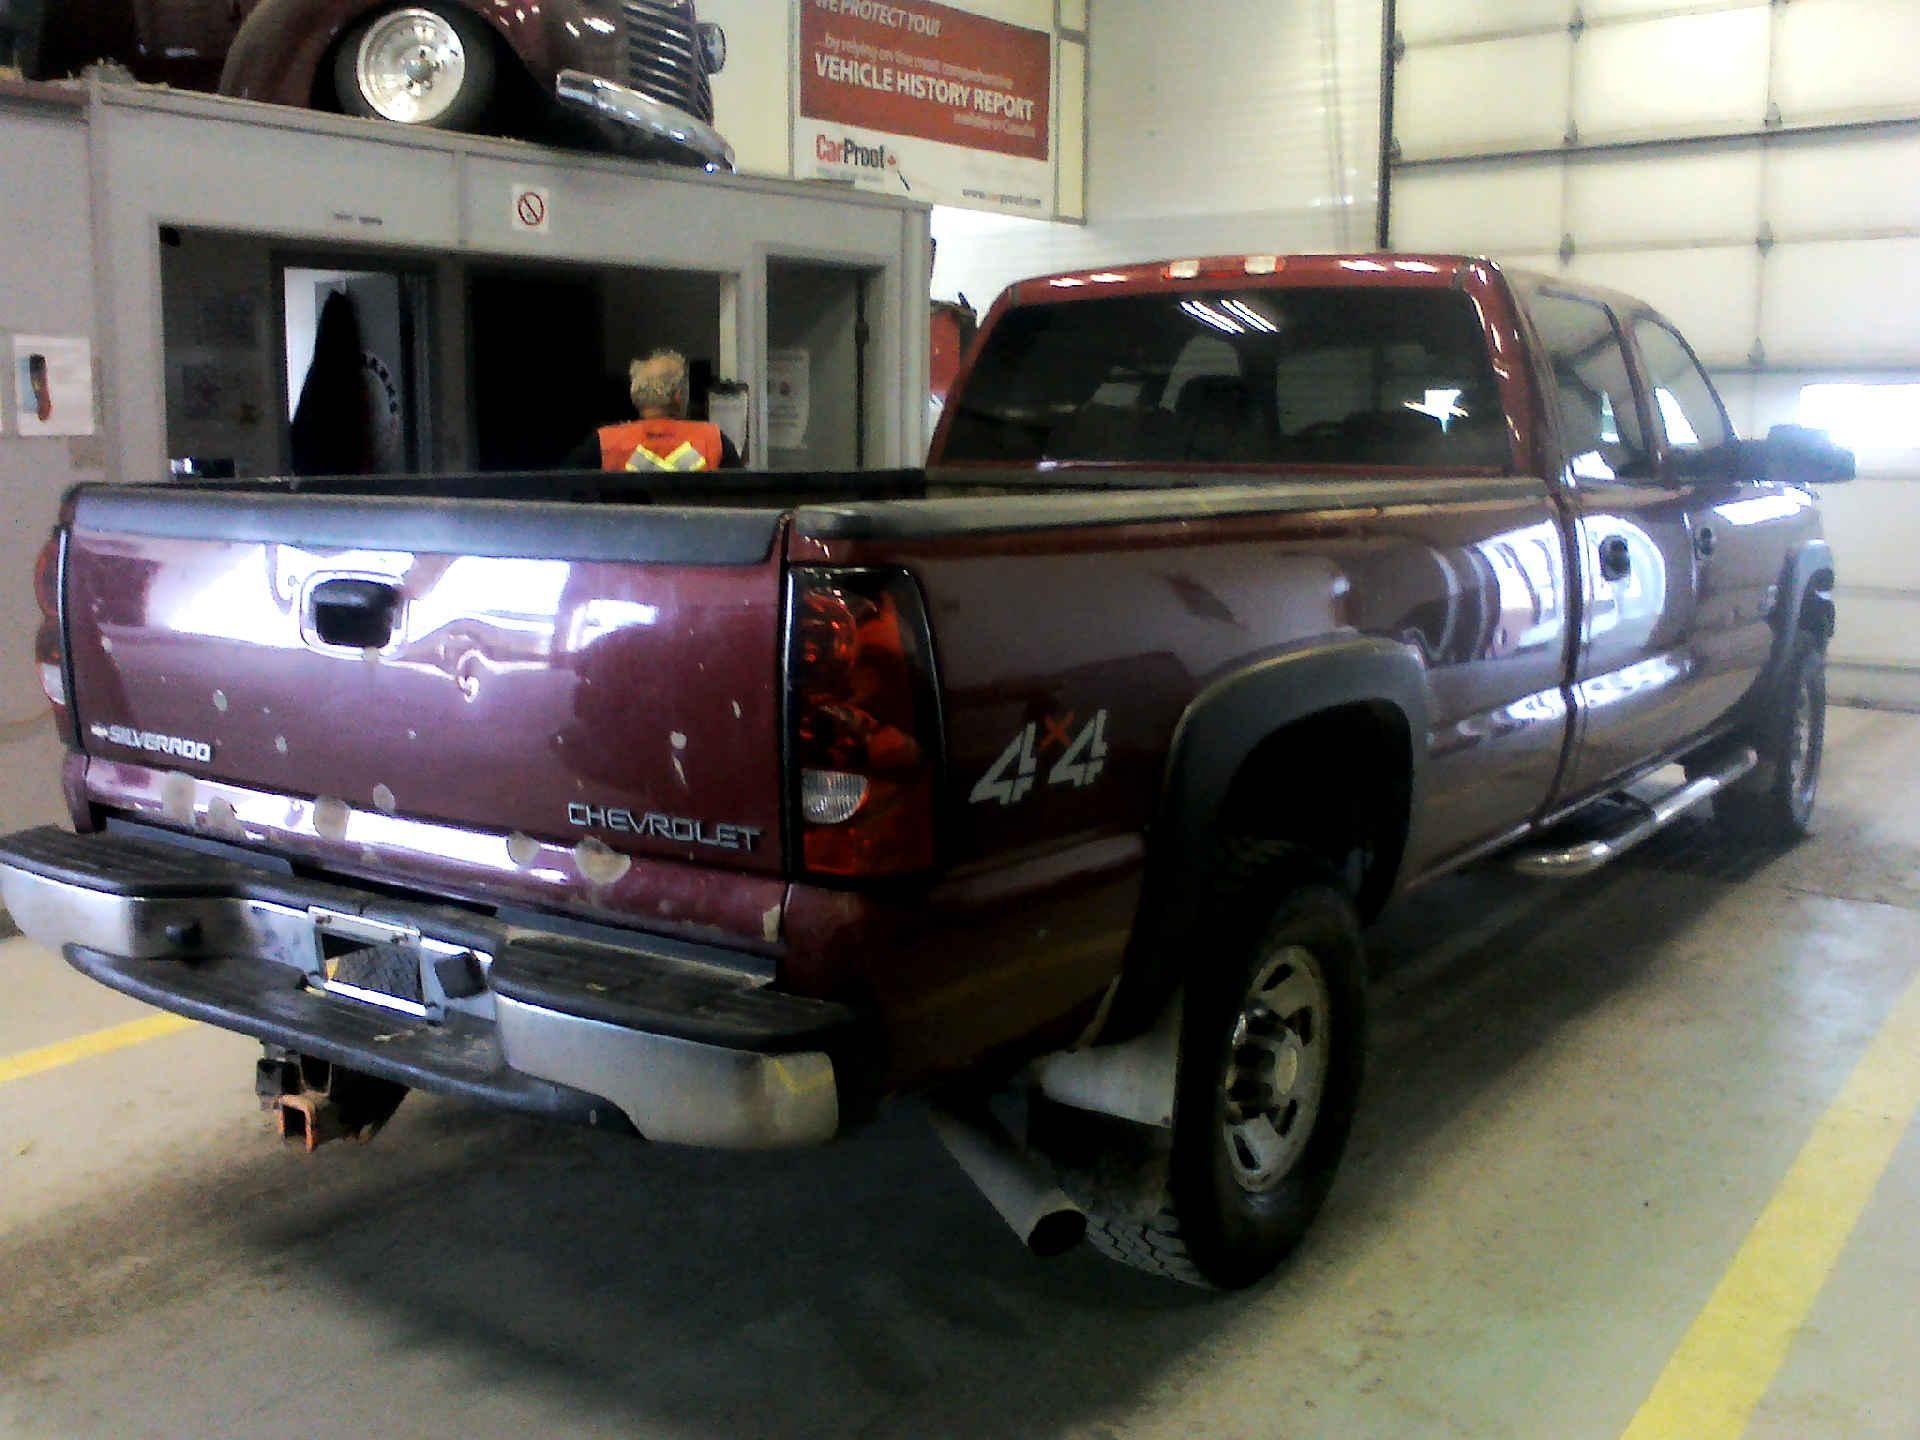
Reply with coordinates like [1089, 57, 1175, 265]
[282, 265, 433, 476]
[466, 265, 723, 471]
[767, 260, 877, 472]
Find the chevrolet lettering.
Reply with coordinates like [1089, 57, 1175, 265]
[567, 803, 764, 853]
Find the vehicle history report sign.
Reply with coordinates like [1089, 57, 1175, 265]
[796, 0, 1054, 218]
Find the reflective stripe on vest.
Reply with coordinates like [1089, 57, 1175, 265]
[597, 418, 723, 472]
[625, 440, 711, 472]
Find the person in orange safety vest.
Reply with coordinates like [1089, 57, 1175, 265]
[573, 349, 739, 473]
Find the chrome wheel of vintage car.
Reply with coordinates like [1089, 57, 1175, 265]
[336, 4, 498, 131]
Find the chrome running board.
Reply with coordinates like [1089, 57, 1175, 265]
[1512, 747, 1758, 879]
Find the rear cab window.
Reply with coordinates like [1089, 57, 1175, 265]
[939, 287, 1513, 472]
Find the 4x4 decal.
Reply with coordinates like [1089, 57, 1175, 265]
[969, 709, 1109, 807]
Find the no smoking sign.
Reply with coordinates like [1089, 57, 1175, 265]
[510, 183, 551, 235]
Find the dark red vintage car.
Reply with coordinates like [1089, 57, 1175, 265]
[22, 0, 732, 167]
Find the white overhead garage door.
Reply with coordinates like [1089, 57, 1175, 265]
[1385, 0, 1920, 708]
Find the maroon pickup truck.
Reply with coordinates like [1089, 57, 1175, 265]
[4, 254, 1850, 1289]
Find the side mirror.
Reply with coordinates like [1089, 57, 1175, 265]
[1764, 424, 1855, 484]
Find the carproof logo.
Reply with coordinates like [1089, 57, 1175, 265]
[90, 723, 212, 764]
[816, 133, 892, 170]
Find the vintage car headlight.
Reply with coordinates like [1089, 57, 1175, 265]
[697, 21, 726, 75]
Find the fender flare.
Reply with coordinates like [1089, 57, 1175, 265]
[1104, 635, 1429, 1039]
[1764, 539, 1836, 686]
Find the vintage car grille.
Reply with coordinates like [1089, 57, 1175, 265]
[623, 0, 715, 123]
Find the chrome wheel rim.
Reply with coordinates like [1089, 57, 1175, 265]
[1221, 944, 1331, 1194]
[355, 8, 467, 125]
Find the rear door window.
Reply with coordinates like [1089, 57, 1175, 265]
[1525, 292, 1649, 482]
[939, 287, 1511, 470]
[1632, 317, 1731, 454]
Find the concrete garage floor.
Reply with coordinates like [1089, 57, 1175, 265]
[2, 708, 1918, 1440]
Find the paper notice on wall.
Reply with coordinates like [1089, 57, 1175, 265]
[708, 387, 751, 465]
[13, 334, 95, 437]
[767, 349, 811, 450]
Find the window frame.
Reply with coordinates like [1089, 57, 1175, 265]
[1523, 285, 1658, 486]
[1628, 313, 1735, 470]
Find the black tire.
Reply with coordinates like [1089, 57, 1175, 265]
[1716, 629, 1826, 844]
[1084, 849, 1367, 1289]
[334, 3, 497, 133]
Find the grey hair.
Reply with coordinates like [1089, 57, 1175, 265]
[629, 348, 690, 415]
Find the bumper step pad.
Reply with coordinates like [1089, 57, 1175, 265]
[0, 825, 852, 1147]
[67, 943, 632, 1132]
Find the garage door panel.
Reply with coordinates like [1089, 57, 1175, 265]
[1568, 149, 1761, 248]
[1396, 34, 1570, 158]
[1488, 254, 1567, 290]
[1828, 591, 1920, 670]
[1762, 239, 1920, 365]
[1569, 248, 1760, 365]
[1391, 167, 1565, 254]
[1817, 478, 1920, 593]
[1400, 0, 1573, 44]
[1573, 9, 1770, 141]
[1775, 0, 1920, 121]
[1582, 0, 1761, 17]
[1767, 131, 1920, 237]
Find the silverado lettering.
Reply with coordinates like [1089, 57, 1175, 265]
[88, 723, 212, 764]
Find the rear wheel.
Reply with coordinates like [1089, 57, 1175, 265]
[1717, 629, 1826, 843]
[334, 4, 497, 132]
[1084, 862, 1366, 1289]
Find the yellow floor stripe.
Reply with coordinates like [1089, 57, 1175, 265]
[0, 1013, 196, 1085]
[1621, 963, 1920, 1440]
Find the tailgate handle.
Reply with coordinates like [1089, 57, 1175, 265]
[310, 578, 400, 649]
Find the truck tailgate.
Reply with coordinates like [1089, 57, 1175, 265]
[63, 487, 790, 876]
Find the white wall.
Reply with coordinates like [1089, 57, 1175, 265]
[702, 0, 796, 179]
[0, 89, 100, 832]
[932, 0, 1383, 313]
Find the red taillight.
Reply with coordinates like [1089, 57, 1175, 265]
[33, 530, 68, 717]
[788, 569, 939, 877]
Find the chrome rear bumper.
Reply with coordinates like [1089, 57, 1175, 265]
[0, 825, 841, 1148]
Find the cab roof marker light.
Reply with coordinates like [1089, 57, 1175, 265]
[1087, 271, 1129, 283]
[1340, 258, 1389, 272]
[1049, 276, 1088, 288]
[1166, 259, 1201, 279]
[1245, 255, 1281, 275]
